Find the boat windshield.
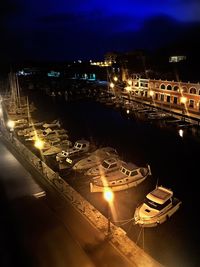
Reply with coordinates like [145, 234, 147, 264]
[144, 197, 171, 211]
[121, 167, 130, 175]
[130, 170, 138, 176]
[75, 143, 82, 149]
[102, 161, 110, 169]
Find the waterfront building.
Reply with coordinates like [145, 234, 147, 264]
[118, 71, 200, 115]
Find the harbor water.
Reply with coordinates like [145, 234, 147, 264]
[28, 90, 199, 267]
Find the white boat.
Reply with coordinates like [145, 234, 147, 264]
[134, 186, 181, 227]
[25, 128, 68, 141]
[56, 140, 90, 164]
[72, 147, 118, 171]
[86, 157, 124, 176]
[42, 140, 72, 156]
[43, 119, 61, 128]
[90, 162, 151, 193]
[24, 128, 52, 140]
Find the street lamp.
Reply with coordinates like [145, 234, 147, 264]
[103, 187, 114, 237]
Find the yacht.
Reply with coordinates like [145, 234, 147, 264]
[72, 147, 118, 171]
[42, 140, 72, 156]
[86, 157, 123, 176]
[43, 119, 61, 128]
[134, 186, 181, 227]
[56, 140, 92, 169]
[90, 162, 151, 192]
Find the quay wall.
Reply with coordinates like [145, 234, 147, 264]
[0, 122, 163, 267]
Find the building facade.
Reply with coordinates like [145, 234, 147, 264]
[121, 76, 200, 114]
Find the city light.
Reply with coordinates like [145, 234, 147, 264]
[125, 86, 131, 92]
[34, 138, 45, 150]
[149, 90, 154, 97]
[7, 120, 15, 129]
[127, 79, 132, 86]
[103, 187, 114, 237]
[110, 82, 114, 88]
[180, 96, 187, 104]
[179, 129, 184, 138]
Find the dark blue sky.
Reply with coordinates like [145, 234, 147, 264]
[1, 0, 200, 63]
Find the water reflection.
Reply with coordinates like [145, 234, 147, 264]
[178, 129, 184, 138]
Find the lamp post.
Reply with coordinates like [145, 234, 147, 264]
[103, 187, 114, 237]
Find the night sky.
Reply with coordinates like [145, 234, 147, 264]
[1, 0, 200, 64]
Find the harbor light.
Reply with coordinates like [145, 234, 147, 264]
[125, 86, 131, 92]
[7, 120, 15, 130]
[110, 82, 114, 88]
[103, 187, 114, 203]
[103, 187, 114, 237]
[127, 79, 132, 86]
[149, 90, 154, 97]
[179, 129, 184, 138]
[34, 138, 45, 150]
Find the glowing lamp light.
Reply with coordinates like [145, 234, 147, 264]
[125, 86, 131, 92]
[149, 90, 154, 97]
[110, 82, 114, 88]
[127, 79, 132, 86]
[126, 109, 130, 114]
[180, 96, 187, 104]
[179, 129, 184, 138]
[103, 187, 114, 203]
[113, 76, 118, 82]
[7, 120, 15, 129]
[34, 139, 44, 150]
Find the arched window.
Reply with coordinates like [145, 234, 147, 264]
[189, 99, 195, 108]
[160, 84, 165, 90]
[173, 85, 179, 91]
[166, 85, 172, 90]
[189, 87, 197, 94]
[182, 86, 188, 93]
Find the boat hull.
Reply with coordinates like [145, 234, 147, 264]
[90, 176, 147, 193]
[134, 200, 181, 227]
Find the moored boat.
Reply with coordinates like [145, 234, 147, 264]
[42, 140, 72, 156]
[134, 186, 181, 227]
[90, 162, 151, 193]
[86, 157, 124, 176]
[56, 140, 90, 163]
[72, 147, 118, 171]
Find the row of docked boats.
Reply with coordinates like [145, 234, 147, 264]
[16, 118, 152, 194]
[12, 118, 181, 228]
[1, 79, 181, 228]
[96, 93, 196, 132]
